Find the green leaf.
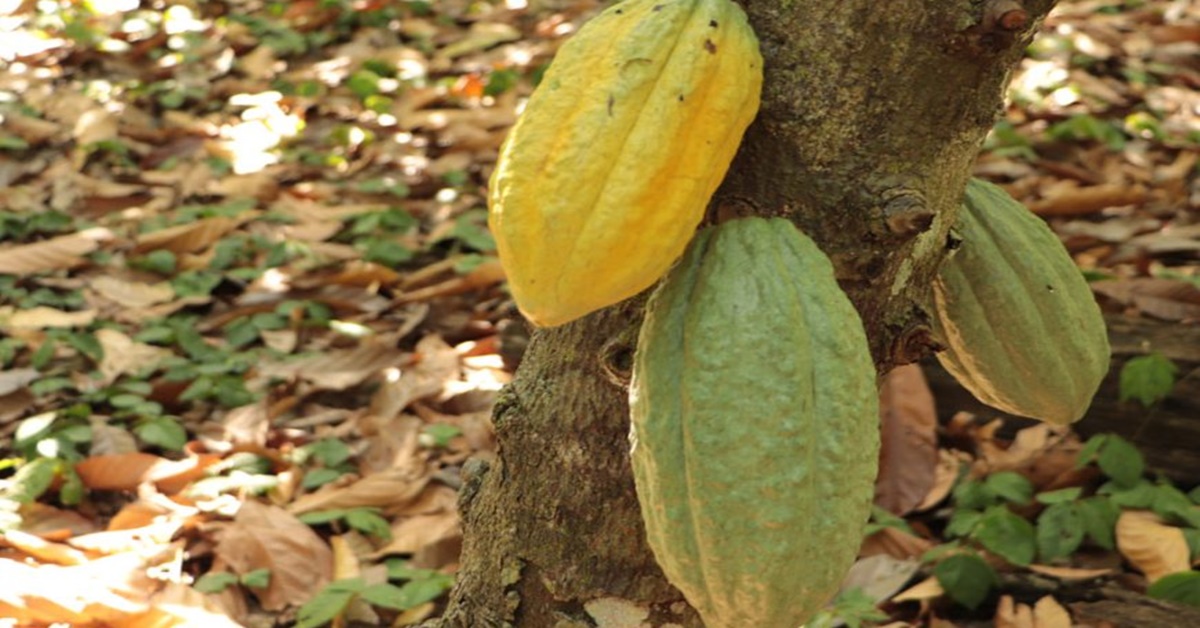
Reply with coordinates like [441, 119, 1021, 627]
[295, 587, 358, 628]
[973, 505, 1037, 566]
[136, 250, 177, 275]
[346, 70, 381, 98]
[195, 572, 240, 594]
[1147, 571, 1200, 607]
[0, 135, 30, 151]
[953, 479, 993, 511]
[298, 509, 349, 526]
[241, 568, 272, 589]
[945, 509, 982, 539]
[305, 438, 351, 467]
[171, 270, 223, 298]
[985, 471, 1034, 505]
[1037, 502, 1085, 561]
[385, 560, 440, 582]
[59, 465, 85, 505]
[1098, 435, 1145, 488]
[1105, 480, 1156, 509]
[361, 576, 453, 611]
[5, 458, 58, 503]
[1152, 484, 1200, 528]
[1183, 529, 1200, 562]
[64, 332, 104, 362]
[1036, 487, 1083, 505]
[301, 468, 344, 490]
[869, 505, 914, 534]
[345, 508, 391, 540]
[134, 417, 188, 451]
[1119, 354, 1178, 406]
[934, 553, 997, 609]
[449, 212, 495, 252]
[421, 423, 461, 448]
[1078, 496, 1120, 550]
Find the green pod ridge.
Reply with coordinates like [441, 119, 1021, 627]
[933, 178, 1111, 425]
[630, 217, 879, 628]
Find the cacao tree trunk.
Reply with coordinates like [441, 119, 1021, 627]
[438, 1, 1057, 625]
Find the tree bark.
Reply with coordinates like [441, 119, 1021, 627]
[439, 0, 1058, 625]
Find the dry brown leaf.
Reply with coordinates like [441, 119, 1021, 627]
[96, 328, 174, 385]
[1029, 183, 1148, 216]
[995, 595, 1035, 628]
[437, 21, 521, 59]
[1026, 564, 1114, 580]
[976, 423, 1065, 475]
[257, 336, 408, 391]
[89, 417, 140, 456]
[90, 276, 176, 309]
[916, 449, 971, 512]
[892, 575, 944, 603]
[207, 171, 280, 200]
[1116, 510, 1190, 583]
[1, 529, 90, 565]
[74, 452, 214, 492]
[2, 306, 97, 330]
[279, 220, 342, 242]
[875, 364, 938, 516]
[73, 107, 119, 145]
[133, 215, 248, 255]
[18, 503, 99, 538]
[395, 259, 505, 303]
[220, 403, 269, 448]
[859, 526, 935, 560]
[369, 335, 462, 418]
[107, 501, 175, 531]
[0, 552, 156, 624]
[357, 414, 423, 475]
[1091, 278, 1200, 322]
[288, 467, 431, 515]
[0, 367, 40, 396]
[1032, 595, 1071, 628]
[840, 554, 922, 606]
[214, 501, 333, 611]
[373, 511, 460, 557]
[111, 582, 244, 628]
[68, 520, 184, 555]
[5, 112, 64, 144]
[0, 228, 112, 274]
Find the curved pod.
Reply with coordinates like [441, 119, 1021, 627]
[933, 178, 1111, 425]
[630, 218, 879, 628]
[488, 0, 763, 327]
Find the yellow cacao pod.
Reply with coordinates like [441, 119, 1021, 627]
[488, 0, 763, 327]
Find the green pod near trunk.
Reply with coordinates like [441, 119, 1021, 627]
[630, 217, 879, 628]
[933, 178, 1111, 425]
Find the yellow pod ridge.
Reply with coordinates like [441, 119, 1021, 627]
[488, 0, 763, 327]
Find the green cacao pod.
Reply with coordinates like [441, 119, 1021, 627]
[932, 178, 1110, 425]
[488, 0, 763, 327]
[630, 217, 879, 628]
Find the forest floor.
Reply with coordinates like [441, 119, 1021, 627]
[0, 0, 1197, 626]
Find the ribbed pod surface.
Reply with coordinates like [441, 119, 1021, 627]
[630, 218, 879, 627]
[488, 0, 763, 327]
[933, 178, 1111, 425]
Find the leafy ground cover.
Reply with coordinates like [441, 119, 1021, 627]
[0, 0, 1197, 626]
